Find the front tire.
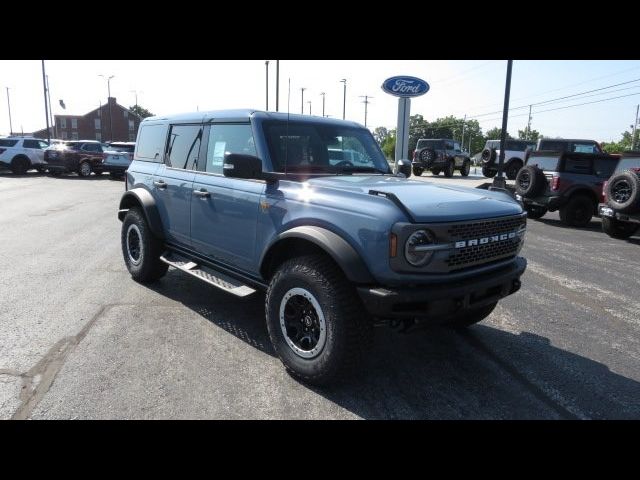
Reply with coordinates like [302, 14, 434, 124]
[412, 166, 424, 177]
[559, 194, 594, 228]
[482, 166, 497, 178]
[431, 169, 441, 176]
[460, 160, 471, 177]
[524, 205, 547, 220]
[444, 160, 455, 178]
[265, 254, 372, 385]
[602, 216, 639, 239]
[121, 208, 168, 282]
[505, 160, 522, 180]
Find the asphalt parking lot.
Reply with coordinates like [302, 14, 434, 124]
[1, 169, 639, 419]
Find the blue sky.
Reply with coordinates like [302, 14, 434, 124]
[1, 60, 639, 142]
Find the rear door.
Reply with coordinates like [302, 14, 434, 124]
[190, 122, 264, 272]
[153, 124, 203, 247]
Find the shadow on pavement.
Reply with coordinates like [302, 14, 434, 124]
[536, 216, 602, 232]
[145, 269, 640, 419]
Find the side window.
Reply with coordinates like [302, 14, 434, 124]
[205, 124, 256, 175]
[136, 124, 168, 162]
[453, 142, 461, 151]
[593, 159, 617, 178]
[166, 124, 202, 170]
[38, 141, 49, 149]
[22, 139, 40, 149]
[564, 157, 592, 174]
[82, 143, 100, 152]
[444, 140, 454, 150]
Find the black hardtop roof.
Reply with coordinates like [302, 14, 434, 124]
[529, 150, 618, 160]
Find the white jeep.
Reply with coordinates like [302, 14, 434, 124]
[480, 139, 536, 180]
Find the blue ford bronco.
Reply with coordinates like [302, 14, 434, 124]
[118, 110, 527, 384]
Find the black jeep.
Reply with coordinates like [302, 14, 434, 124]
[514, 150, 619, 227]
[411, 138, 471, 178]
[599, 152, 640, 239]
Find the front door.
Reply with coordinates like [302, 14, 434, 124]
[153, 123, 203, 247]
[190, 123, 264, 273]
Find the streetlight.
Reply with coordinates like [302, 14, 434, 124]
[300, 87, 306, 114]
[320, 92, 326, 117]
[307, 100, 312, 115]
[340, 79, 347, 120]
[265, 61, 270, 110]
[99, 74, 115, 141]
[5, 87, 12, 135]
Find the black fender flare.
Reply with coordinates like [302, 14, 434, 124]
[117, 188, 165, 239]
[261, 226, 375, 284]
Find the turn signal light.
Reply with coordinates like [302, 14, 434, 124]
[389, 233, 397, 258]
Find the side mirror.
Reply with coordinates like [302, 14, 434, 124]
[223, 153, 263, 179]
[396, 158, 412, 178]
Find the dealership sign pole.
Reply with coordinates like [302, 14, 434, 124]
[381, 75, 429, 173]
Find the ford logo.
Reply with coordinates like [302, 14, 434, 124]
[381, 76, 429, 98]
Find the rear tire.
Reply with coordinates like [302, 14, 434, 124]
[559, 194, 594, 228]
[10, 156, 30, 175]
[78, 161, 92, 177]
[121, 208, 168, 283]
[602, 216, 639, 239]
[265, 254, 372, 385]
[447, 302, 498, 328]
[524, 205, 547, 220]
[431, 169, 441, 176]
[444, 160, 455, 178]
[505, 160, 522, 180]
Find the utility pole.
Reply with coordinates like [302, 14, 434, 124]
[265, 61, 270, 110]
[307, 100, 312, 115]
[41, 61, 50, 143]
[461, 114, 467, 149]
[46, 75, 55, 138]
[494, 60, 513, 190]
[340, 79, 347, 120]
[359, 95, 373, 127]
[468, 133, 473, 154]
[526, 104, 532, 140]
[5, 87, 12, 135]
[300, 87, 306, 114]
[632, 104, 639, 150]
[275, 60, 280, 112]
[320, 92, 326, 117]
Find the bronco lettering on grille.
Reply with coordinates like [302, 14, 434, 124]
[454, 231, 518, 249]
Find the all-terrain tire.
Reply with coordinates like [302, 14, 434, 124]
[121, 208, 168, 282]
[505, 160, 523, 180]
[605, 170, 640, 213]
[482, 165, 497, 178]
[515, 165, 547, 198]
[460, 160, 471, 177]
[412, 166, 424, 177]
[559, 194, 594, 228]
[524, 205, 547, 220]
[601, 216, 639, 239]
[444, 160, 455, 178]
[265, 254, 373, 385]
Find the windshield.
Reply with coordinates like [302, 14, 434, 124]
[527, 155, 559, 171]
[264, 121, 390, 174]
[615, 157, 640, 172]
[416, 139, 444, 150]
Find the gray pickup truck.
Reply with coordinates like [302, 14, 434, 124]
[118, 110, 527, 384]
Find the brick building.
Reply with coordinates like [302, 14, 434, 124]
[33, 97, 142, 142]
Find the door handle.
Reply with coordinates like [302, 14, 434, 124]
[194, 188, 210, 198]
[153, 180, 167, 189]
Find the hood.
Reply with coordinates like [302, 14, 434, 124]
[305, 175, 522, 222]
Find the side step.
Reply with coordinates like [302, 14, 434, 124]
[160, 252, 256, 297]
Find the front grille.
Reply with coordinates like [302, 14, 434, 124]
[447, 239, 521, 270]
[445, 215, 525, 271]
[447, 216, 525, 240]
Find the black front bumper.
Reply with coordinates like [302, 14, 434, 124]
[357, 257, 526, 319]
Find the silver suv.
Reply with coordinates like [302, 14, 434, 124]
[481, 139, 536, 180]
[0, 137, 50, 174]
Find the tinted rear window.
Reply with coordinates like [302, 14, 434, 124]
[527, 155, 559, 171]
[615, 157, 640, 173]
[0, 139, 19, 147]
[416, 140, 444, 149]
[136, 124, 167, 162]
[109, 143, 135, 152]
[505, 140, 535, 151]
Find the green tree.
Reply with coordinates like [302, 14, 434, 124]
[602, 130, 637, 153]
[381, 132, 396, 160]
[373, 126, 391, 145]
[129, 105, 154, 119]
[485, 127, 512, 141]
[518, 128, 542, 142]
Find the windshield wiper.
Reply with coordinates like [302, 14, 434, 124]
[334, 165, 389, 175]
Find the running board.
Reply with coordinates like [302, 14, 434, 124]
[160, 252, 256, 297]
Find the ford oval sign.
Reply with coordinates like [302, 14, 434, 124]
[381, 76, 429, 98]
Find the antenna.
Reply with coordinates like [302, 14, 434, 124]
[285, 78, 291, 175]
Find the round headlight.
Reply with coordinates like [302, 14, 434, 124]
[405, 229, 436, 266]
